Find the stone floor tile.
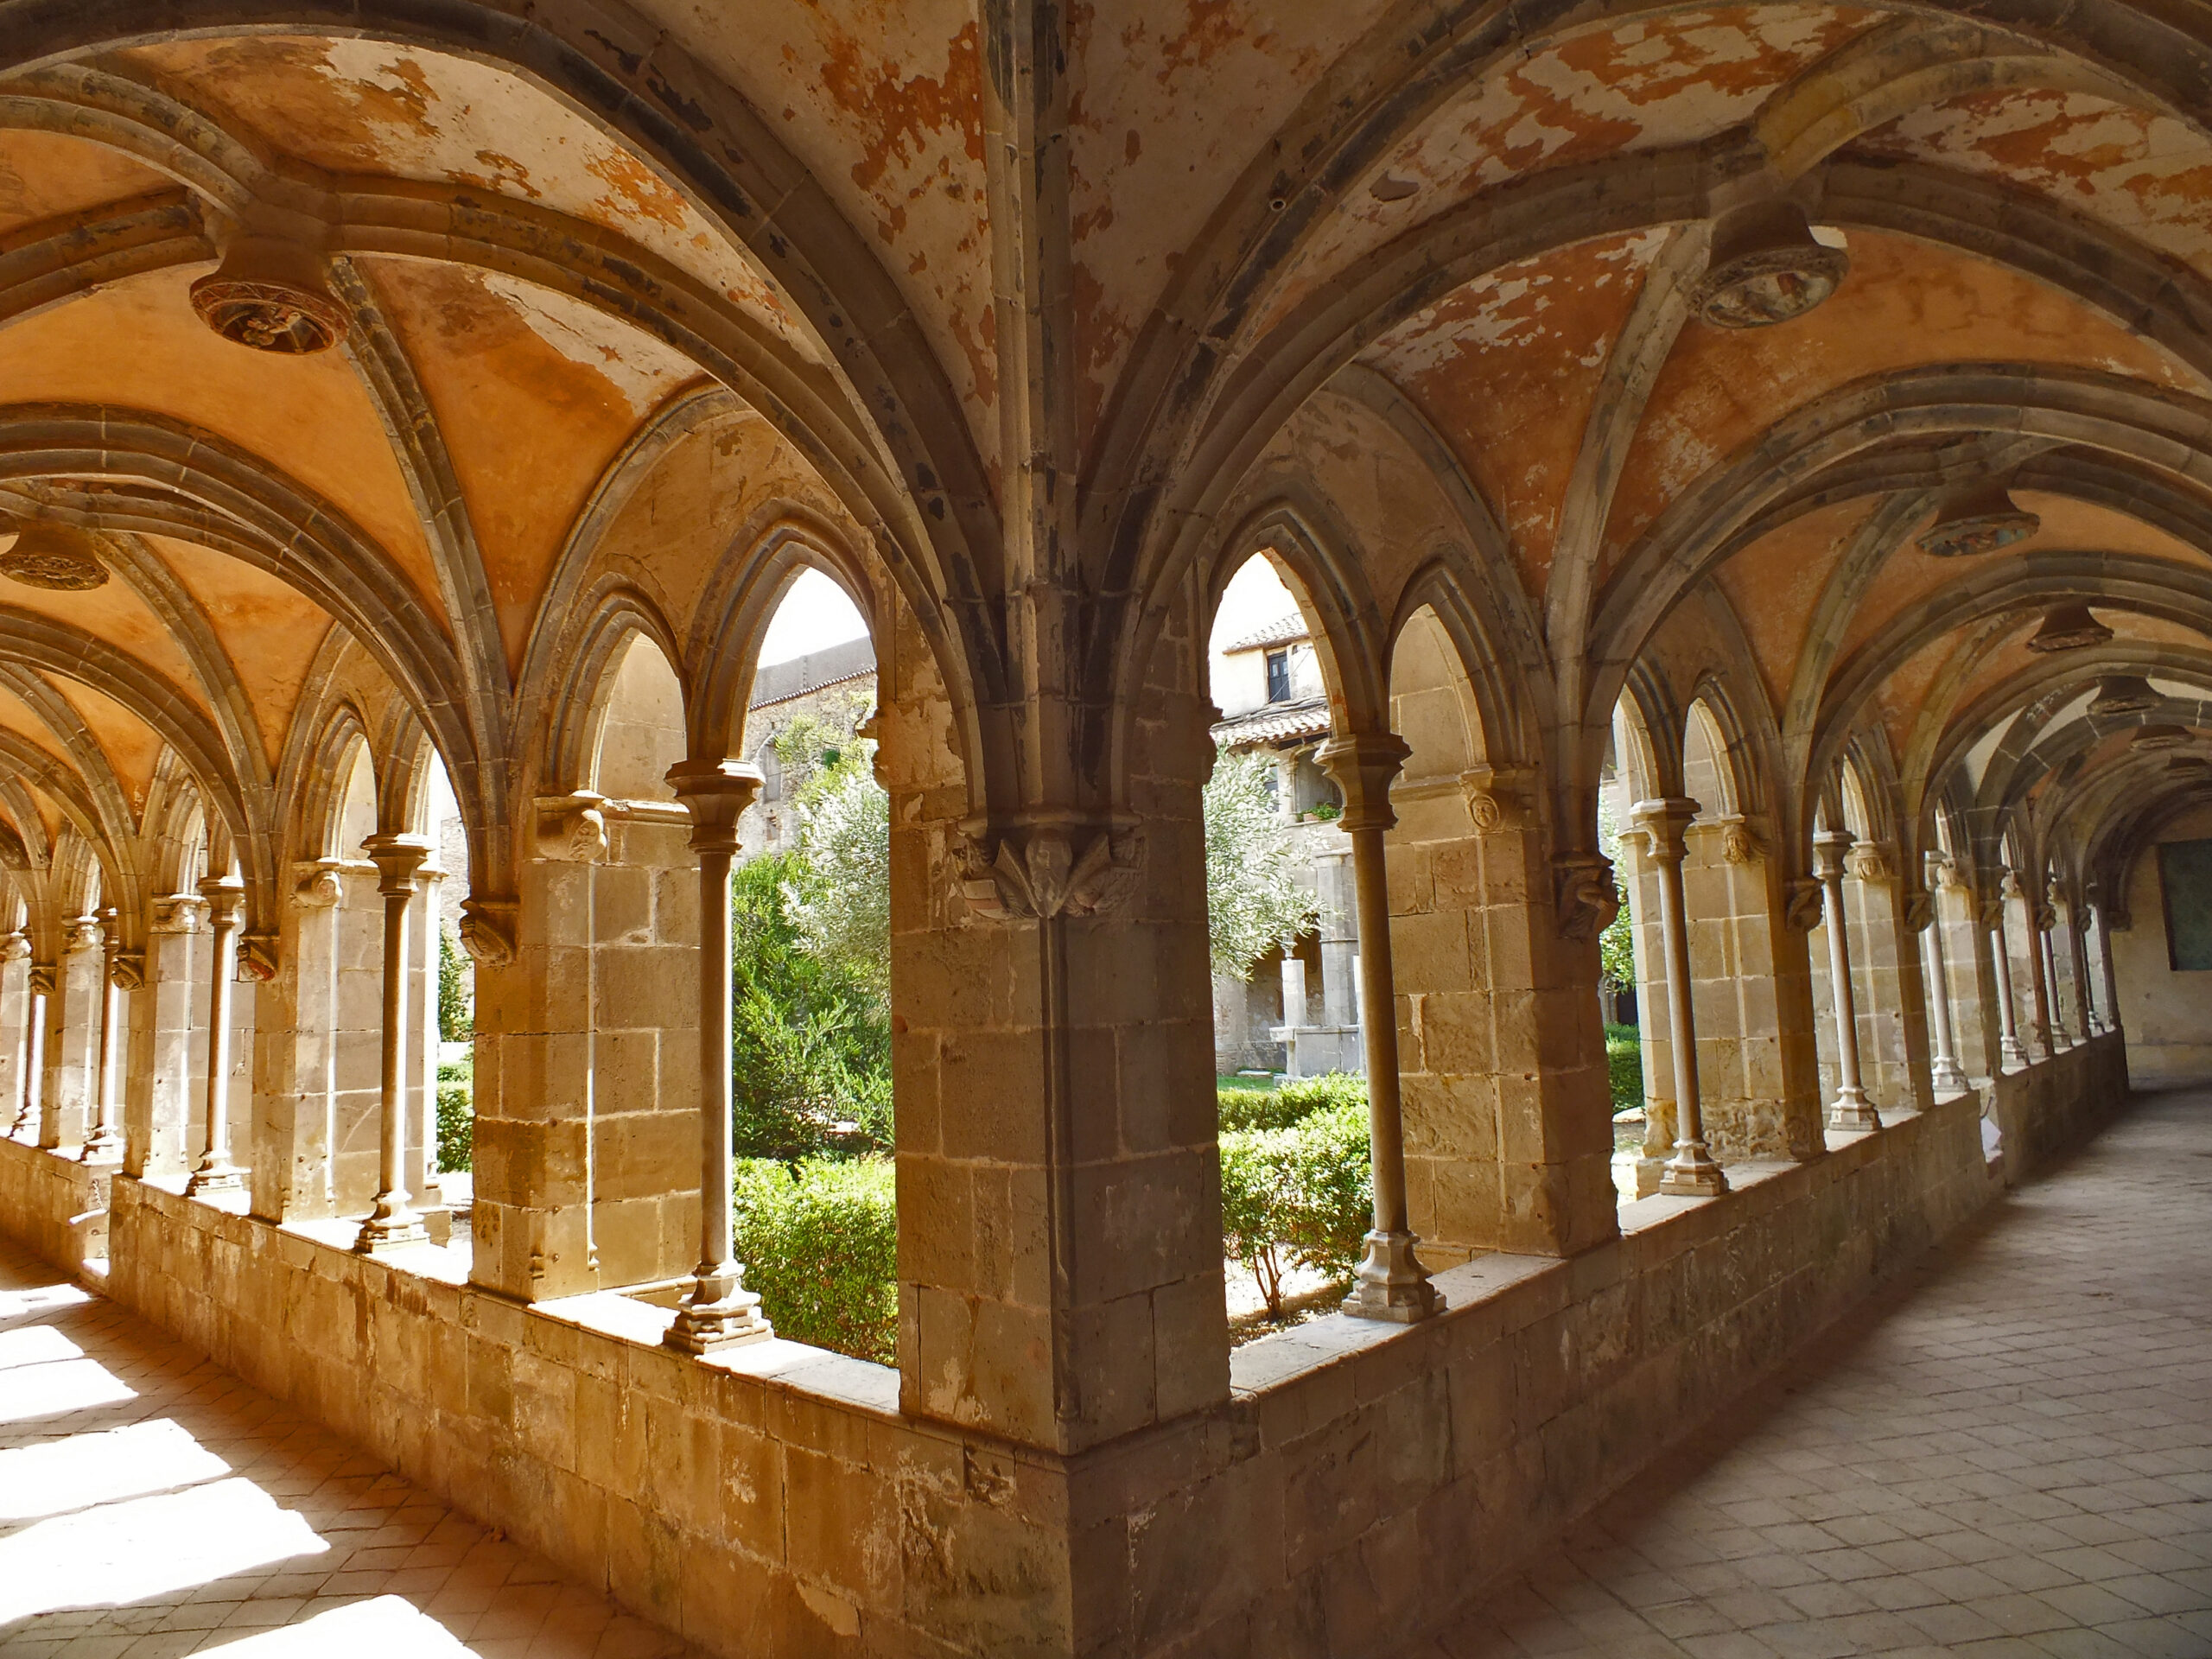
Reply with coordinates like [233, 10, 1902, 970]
[1445, 1092, 2212, 1659]
[0, 1236, 700, 1658]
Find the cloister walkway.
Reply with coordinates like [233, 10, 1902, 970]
[0, 1236, 698, 1656]
[1441, 1085, 2212, 1659]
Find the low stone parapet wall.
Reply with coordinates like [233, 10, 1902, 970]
[0, 1133, 109, 1280]
[2, 1034, 2129, 1657]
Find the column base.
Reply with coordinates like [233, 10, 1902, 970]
[184, 1160, 245, 1197]
[354, 1203, 429, 1254]
[78, 1130, 123, 1164]
[1930, 1060, 1972, 1095]
[1999, 1037, 2030, 1069]
[664, 1278, 773, 1353]
[1827, 1088, 1882, 1133]
[1344, 1230, 1446, 1323]
[1657, 1148, 1729, 1198]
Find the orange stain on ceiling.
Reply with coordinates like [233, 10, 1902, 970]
[0, 270, 440, 613]
[1364, 229, 1669, 598]
[363, 258, 696, 677]
[148, 536, 332, 769]
[1602, 231, 2204, 575]
[48, 672, 164, 816]
[0, 131, 174, 238]
[1708, 497, 1880, 713]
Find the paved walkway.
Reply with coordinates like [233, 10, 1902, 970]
[1441, 1084, 2212, 1659]
[0, 1235, 696, 1657]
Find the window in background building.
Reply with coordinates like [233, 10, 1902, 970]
[1266, 649, 1291, 703]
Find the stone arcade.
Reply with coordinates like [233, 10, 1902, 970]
[0, 4, 2208, 1656]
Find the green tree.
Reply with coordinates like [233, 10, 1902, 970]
[436, 923, 473, 1041]
[785, 741, 891, 996]
[1204, 749, 1320, 982]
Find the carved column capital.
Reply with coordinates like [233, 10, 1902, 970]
[238, 935, 279, 982]
[1630, 797, 1700, 864]
[1551, 851, 1619, 942]
[0, 928, 29, 961]
[64, 913, 104, 954]
[1315, 732, 1411, 833]
[1844, 838, 1895, 884]
[28, 962, 55, 997]
[110, 950, 145, 991]
[362, 833, 432, 899]
[1904, 892, 1934, 933]
[665, 760, 763, 858]
[1810, 827, 1854, 884]
[149, 893, 207, 933]
[953, 821, 1146, 921]
[1458, 765, 1530, 832]
[1715, 814, 1764, 865]
[291, 859, 345, 906]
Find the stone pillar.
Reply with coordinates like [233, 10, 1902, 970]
[188, 876, 245, 1194]
[127, 894, 205, 1179]
[1842, 841, 1932, 1114]
[355, 836, 430, 1252]
[1922, 858, 1969, 1095]
[0, 931, 26, 1139]
[80, 910, 127, 1162]
[1635, 799, 1727, 1196]
[2027, 899, 2061, 1053]
[1319, 733, 1443, 1322]
[1315, 849, 1359, 1030]
[1984, 891, 2029, 1070]
[15, 962, 48, 1139]
[663, 762, 771, 1352]
[1814, 830, 1880, 1131]
[43, 915, 105, 1150]
[1681, 816, 1823, 1163]
[1384, 760, 1620, 1256]
[1277, 955, 1308, 1031]
[2067, 904, 2100, 1035]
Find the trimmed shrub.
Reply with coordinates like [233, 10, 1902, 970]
[1219, 1096, 1372, 1318]
[1217, 1070, 1366, 1133]
[732, 1157, 898, 1363]
[435, 1058, 472, 1173]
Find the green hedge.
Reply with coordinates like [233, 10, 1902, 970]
[732, 1158, 898, 1363]
[435, 1058, 472, 1173]
[1605, 1023, 1643, 1112]
[1217, 1069, 1366, 1132]
[1219, 1094, 1372, 1318]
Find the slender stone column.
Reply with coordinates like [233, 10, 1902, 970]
[80, 909, 126, 1162]
[1636, 798, 1727, 1196]
[187, 875, 246, 1194]
[0, 931, 28, 1137]
[1814, 830, 1881, 1131]
[1319, 733, 1443, 1320]
[2069, 907, 2101, 1035]
[1922, 858, 1969, 1094]
[664, 761, 772, 1353]
[15, 963, 48, 1139]
[2097, 908, 2123, 1035]
[355, 836, 430, 1252]
[1985, 893, 2029, 1069]
[2032, 902, 2065, 1051]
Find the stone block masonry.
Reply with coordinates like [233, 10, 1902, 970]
[1, 1034, 2127, 1656]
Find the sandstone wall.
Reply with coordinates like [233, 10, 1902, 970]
[0, 1132, 106, 1278]
[2, 1034, 2127, 1658]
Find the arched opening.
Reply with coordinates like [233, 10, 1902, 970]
[1205, 550, 1367, 1329]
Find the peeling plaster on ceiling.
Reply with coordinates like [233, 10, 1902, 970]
[1853, 89, 2212, 271]
[367, 257, 689, 677]
[474, 273, 702, 423]
[115, 35, 816, 362]
[0, 130, 172, 237]
[1255, 5, 1878, 343]
[0, 269, 440, 613]
[1599, 230, 2204, 575]
[1363, 230, 1670, 592]
[1709, 496, 1882, 711]
[149, 535, 334, 770]
[1067, 0, 1394, 447]
[623, 0, 995, 451]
